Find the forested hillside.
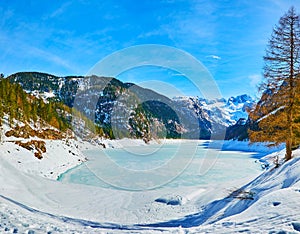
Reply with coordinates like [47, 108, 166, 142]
[0, 77, 70, 131]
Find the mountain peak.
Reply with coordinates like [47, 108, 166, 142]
[227, 94, 253, 105]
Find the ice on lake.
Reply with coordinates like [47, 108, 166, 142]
[58, 141, 262, 191]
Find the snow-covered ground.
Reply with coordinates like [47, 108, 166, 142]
[0, 138, 300, 233]
[0, 139, 87, 180]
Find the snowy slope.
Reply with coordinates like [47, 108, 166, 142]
[1, 140, 300, 233]
[189, 148, 300, 233]
[0, 139, 87, 180]
[0, 118, 89, 180]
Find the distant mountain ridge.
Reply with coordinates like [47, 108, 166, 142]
[173, 94, 254, 127]
[6, 72, 254, 141]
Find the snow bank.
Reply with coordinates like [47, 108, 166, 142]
[167, 148, 300, 233]
[155, 195, 183, 206]
[0, 139, 87, 180]
[0, 119, 91, 180]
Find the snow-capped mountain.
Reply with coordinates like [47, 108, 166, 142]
[173, 94, 254, 128]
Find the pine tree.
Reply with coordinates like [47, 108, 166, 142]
[249, 7, 300, 161]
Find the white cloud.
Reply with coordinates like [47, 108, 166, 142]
[172, 73, 186, 77]
[207, 55, 221, 60]
[249, 74, 262, 88]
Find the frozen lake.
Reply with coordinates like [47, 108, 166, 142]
[59, 141, 263, 190]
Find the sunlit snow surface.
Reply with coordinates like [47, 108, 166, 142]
[1, 140, 300, 233]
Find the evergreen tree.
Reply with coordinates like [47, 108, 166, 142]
[249, 7, 300, 161]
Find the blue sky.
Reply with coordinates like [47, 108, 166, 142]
[1, 0, 300, 99]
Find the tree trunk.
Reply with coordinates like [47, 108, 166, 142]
[286, 139, 292, 161]
[286, 14, 295, 161]
[286, 107, 293, 160]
